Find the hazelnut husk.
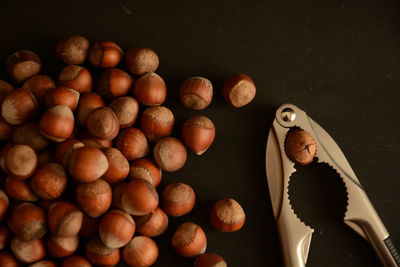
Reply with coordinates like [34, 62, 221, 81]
[194, 253, 228, 267]
[12, 122, 49, 152]
[125, 47, 159, 76]
[22, 75, 55, 104]
[162, 183, 196, 217]
[102, 147, 129, 185]
[133, 72, 166, 106]
[9, 202, 46, 241]
[121, 178, 159, 216]
[45, 86, 80, 111]
[58, 65, 92, 93]
[30, 163, 67, 200]
[11, 237, 45, 264]
[76, 179, 112, 218]
[115, 128, 150, 161]
[108, 96, 139, 128]
[88, 41, 123, 68]
[284, 129, 317, 165]
[140, 106, 174, 143]
[39, 105, 75, 142]
[181, 115, 215, 155]
[97, 68, 132, 99]
[171, 222, 207, 258]
[134, 206, 168, 237]
[1, 88, 38, 125]
[7, 50, 41, 83]
[128, 158, 162, 187]
[86, 237, 121, 266]
[76, 92, 105, 126]
[56, 35, 90, 65]
[222, 73, 256, 108]
[122, 236, 159, 267]
[48, 201, 83, 237]
[179, 77, 213, 110]
[87, 107, 120, 140]
[210, 198, 246, 232]
[153, 137, 187, 172]
[99, 209, 136, 248]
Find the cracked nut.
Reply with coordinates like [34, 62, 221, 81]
[285, 129, 316, 165]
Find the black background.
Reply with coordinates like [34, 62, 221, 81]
[1, 0, 400, 266]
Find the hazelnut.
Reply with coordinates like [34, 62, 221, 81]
[55, 139, 85, 167]
[134, 206, 168, 237]
[210, 198, 245, 232]
[76, 92, 105, 126]
[122, 236, 158, 267]
[39, 105, 75, 142]
[12, 122, 49, 152]
[76, 179, 112, 218]
[162, 183, 196, 217]
[22, 75, 55, 104]
[153, 137, 187, 172]
[111, 182, 126, 210]
[128, 158, 162, 187]
[99, 209, 135, 248]
[0, 116, 14, 141]
[30, 163, 67, 200]
[133, 72, 166, 106]
[1, 88, 38, 125]
[80, 133, 113, 149]
[222, 73, 256, 108]
[46, 235, 79, 257]
[140, 106, 174, 142]
[48, 201, 83, 237]
[86, 237, 120, 266]
[0, 252, 19, 267]
[87, 107, 120, 140]
[5, 177, 38, 202]
[102, 148, 129, 185]
[121, 178, 159, 216]
[194, 253, 227, 267]
[88, 41, 123, 68]
[284, 129, 317, 165]
[62, 255, 92, 267]
[11, 237, 45, 264]
[29, 260, 57, 267]
[181, 115, 215, 155]
[179, 77, 213, 110]
[7, 50, 41, 83]
[0, 224, 9, 250]
[5, 144, 38, 179]
[9, 202, 46, 241]
[45, 86, 80, 111]
[171, 222, 207, 257]
[115, 128, 149, 161]
[58, 65, 92, 93]
[108, 96, 139, 128]
[69, 146, 109, 182]
[79, 213, 100, 237]
[97, 68, 132, 99]
[56, 35, 90, 65]
[125, 47, 159, 76]
[0, 80, 13, 104]
[0, 189, 9, 221]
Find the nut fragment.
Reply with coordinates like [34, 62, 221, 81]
[284, 129, 316, 165]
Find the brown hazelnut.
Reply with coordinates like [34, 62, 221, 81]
[134, 206, 168, 237]
[0, 224, 9, 250]
[76, 179, 112, 218]
[128, 158, 162, 187]
[108, 96, 139, 128]
[87, 107, 120, 140]
[58, 65, 92, 93]
[210, 198, 245, 232]
[48, 201, 83, 237]
[125, 47, 159, 76]
[88, 41, 123, 68]
[1, 88, 38, 125]
[29, 260, 57, 267]
[46, 234, 79, 257]
[56, 35, 90, 65]
[111, 182, 126, 210]
[0, 189, 9, 221]
[11, 237, 45, 264]
[181, 115, 215, 155]
[222, 73, 256, 108]
[10, 202, 46, 241]
[194, 253, 227, 267]
[79, 213, 100, 237]
[55, 139, 85, 167]
[122, 236, 158, 267]
[39, 105, 75, 142]
[153, 137, 187, 172]
[5, 144, 37, 179]
[0, 252, 19, 267]
[284, 129, 317, 165]
[86, 237, 120, 266]
[0, 80, 13, 104]
[45, 86, 80, 111]
[30, 163, 67, 200]
[121, 178, 159, 216]
[102, 148, 129, 185]
[162, 183, 196, 217]
[99, 209, 135, 248]
[12, 122, 49, 152]
[62, 255, 92, 267]
[5, 177, 38, 202]
[0, 116, 14, 141]
[76, 92, 105, 126]
[22, 75, 55, 104]
[97, 68, 132, 99]
[7, 50, 41, 83]
[179, 77, 213, 110]
[133, 72, 166, 106]
[115, 128, 149, 161]
[171, 222, 207, 258]
[69, 146, 109, 182]
[140, 106, 174, 142]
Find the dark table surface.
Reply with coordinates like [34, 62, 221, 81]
[1, 1, 400, 266]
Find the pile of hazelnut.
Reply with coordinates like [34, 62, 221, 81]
[0, 35, 256, 267]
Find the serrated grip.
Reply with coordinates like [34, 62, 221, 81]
[384, 237, 400, 266]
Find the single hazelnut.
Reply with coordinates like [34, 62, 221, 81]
[102, 148, 129, 185]
[153, 137, 187, 172]
[179, 77, 213, 110]
[58, 65, 92, 93]
[29, 260, 57, 267]
[45, 86, 80, 111]
[121, 178, 159, 216]
[99, 209, 135, 248]
[69, 146, 109, 182]
[87, 107, 120, 140]
[97, 68, 132, 99]
[86, 237, 120, 266]
[22, 75, 56, 104]
[1, 88, 38, 125]
[56, 35, 90, 65]
[79, 213, 100, 237]
[0, 224, 9, 249]
[39, 105, 75, 142]
[125, 47, 159, 76]
[284, 129, 317, 165]
[48, 201, 83, 237]
[162, 183, 196, 217]
[111, 182, 126, 210]
[0, 252, 19, 267]
[134, 206, 168, 237]
[7, 50, 41, 83]
[46, 235, 79, 257]
[115, 128, 149, 161]
[11, 237, 45, 264]
[88, 41, 123, 68]
[0, 116, 14, 141]
[62, 255, 92, 267]
[194, 253, 227, 267]
[128, 158, 162, 187]
[140, 106, 174, 142]
[181, 115, 215, 155]
[171, 222, 207, 258]
[38, 149, 55, 166]
[0, 189, 9, 221]
[76, 179, 112, 218]
[9, 202, 46, 241]
[108, 96, 139, 128]
[122, 236, 158, 267]
[30, 163, 67, 200]
[0, 80, 13, 104]
[133, 72, 166, 106]
[5, 144, 38, 179]
[76, 92, 105, 126]
[55, 139, 85, 167]
[5, 177, 38, 202]
[210, 198, 245, 232]
[222, 73, 256, 108]
[12, 122, 49, 152]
